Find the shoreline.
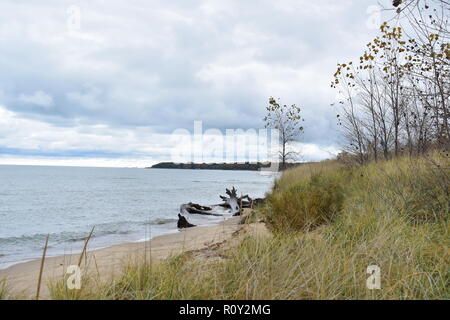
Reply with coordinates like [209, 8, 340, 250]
[0, 220, 180, 272]
[0, 216, 243, 299]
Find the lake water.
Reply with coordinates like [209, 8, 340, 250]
[0, 165, 274, 269]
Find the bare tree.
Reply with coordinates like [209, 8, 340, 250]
[332, 1, 449, 163]
[392, 0, 450, 148]
[263, 97, 305, 170]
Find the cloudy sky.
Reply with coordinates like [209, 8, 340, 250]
[0, 0, 393, 167]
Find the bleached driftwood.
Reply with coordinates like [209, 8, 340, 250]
[219, 187, 265, 215]
[178, 187, 265, 219]
[219, 187, 240, 215]
[180, 203, 223, 216]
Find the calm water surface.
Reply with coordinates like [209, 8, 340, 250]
[0, 165, 274, 269]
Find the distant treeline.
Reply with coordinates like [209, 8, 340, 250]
[149, 162, 304, 171]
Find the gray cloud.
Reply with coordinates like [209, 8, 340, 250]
[0, 0, 391, 165]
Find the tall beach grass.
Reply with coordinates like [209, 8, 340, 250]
[0, 279, 9, 300]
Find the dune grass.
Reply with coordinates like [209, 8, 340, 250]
[0, 278, 9, 300]
[264, 166, 347, 232]
[48, 153, 449, 300]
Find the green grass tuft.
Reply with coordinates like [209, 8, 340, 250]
[265, 170, 346, 232]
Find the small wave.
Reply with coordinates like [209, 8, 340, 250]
[67, 229, 133, 242]
[67, 236, 94, 243]
[143, 218, 177, 225]
[0, 218, 177, 246]
[191, 180, 229, 183]
[0, 233, 53, 245]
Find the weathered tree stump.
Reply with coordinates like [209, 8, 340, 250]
[219, 187, 265, 215]
[177, 214, 196, 229]
[219, 187, 240, 215]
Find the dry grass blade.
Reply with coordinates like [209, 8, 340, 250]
[78, 226, 95, 267]
[0, 278, 8, 300]
[239, 197, 243, 216]
[36, 234, 49, 300]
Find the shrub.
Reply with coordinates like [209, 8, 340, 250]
[265, 171, 345, 232]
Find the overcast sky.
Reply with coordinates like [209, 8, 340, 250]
[0, 0, 393, 167]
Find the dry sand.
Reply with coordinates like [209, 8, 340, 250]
[0, 216, 248, 299]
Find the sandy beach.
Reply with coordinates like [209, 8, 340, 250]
[0, 215, 260, 299]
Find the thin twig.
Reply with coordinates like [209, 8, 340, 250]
[239, 196, 243, 216]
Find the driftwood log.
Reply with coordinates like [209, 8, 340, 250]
[178, 187, 266, 219]
[177, 214, 196, 229]
[180, 203, 223, 216]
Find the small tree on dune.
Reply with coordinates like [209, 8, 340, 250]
[263, 97, 305, 170]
